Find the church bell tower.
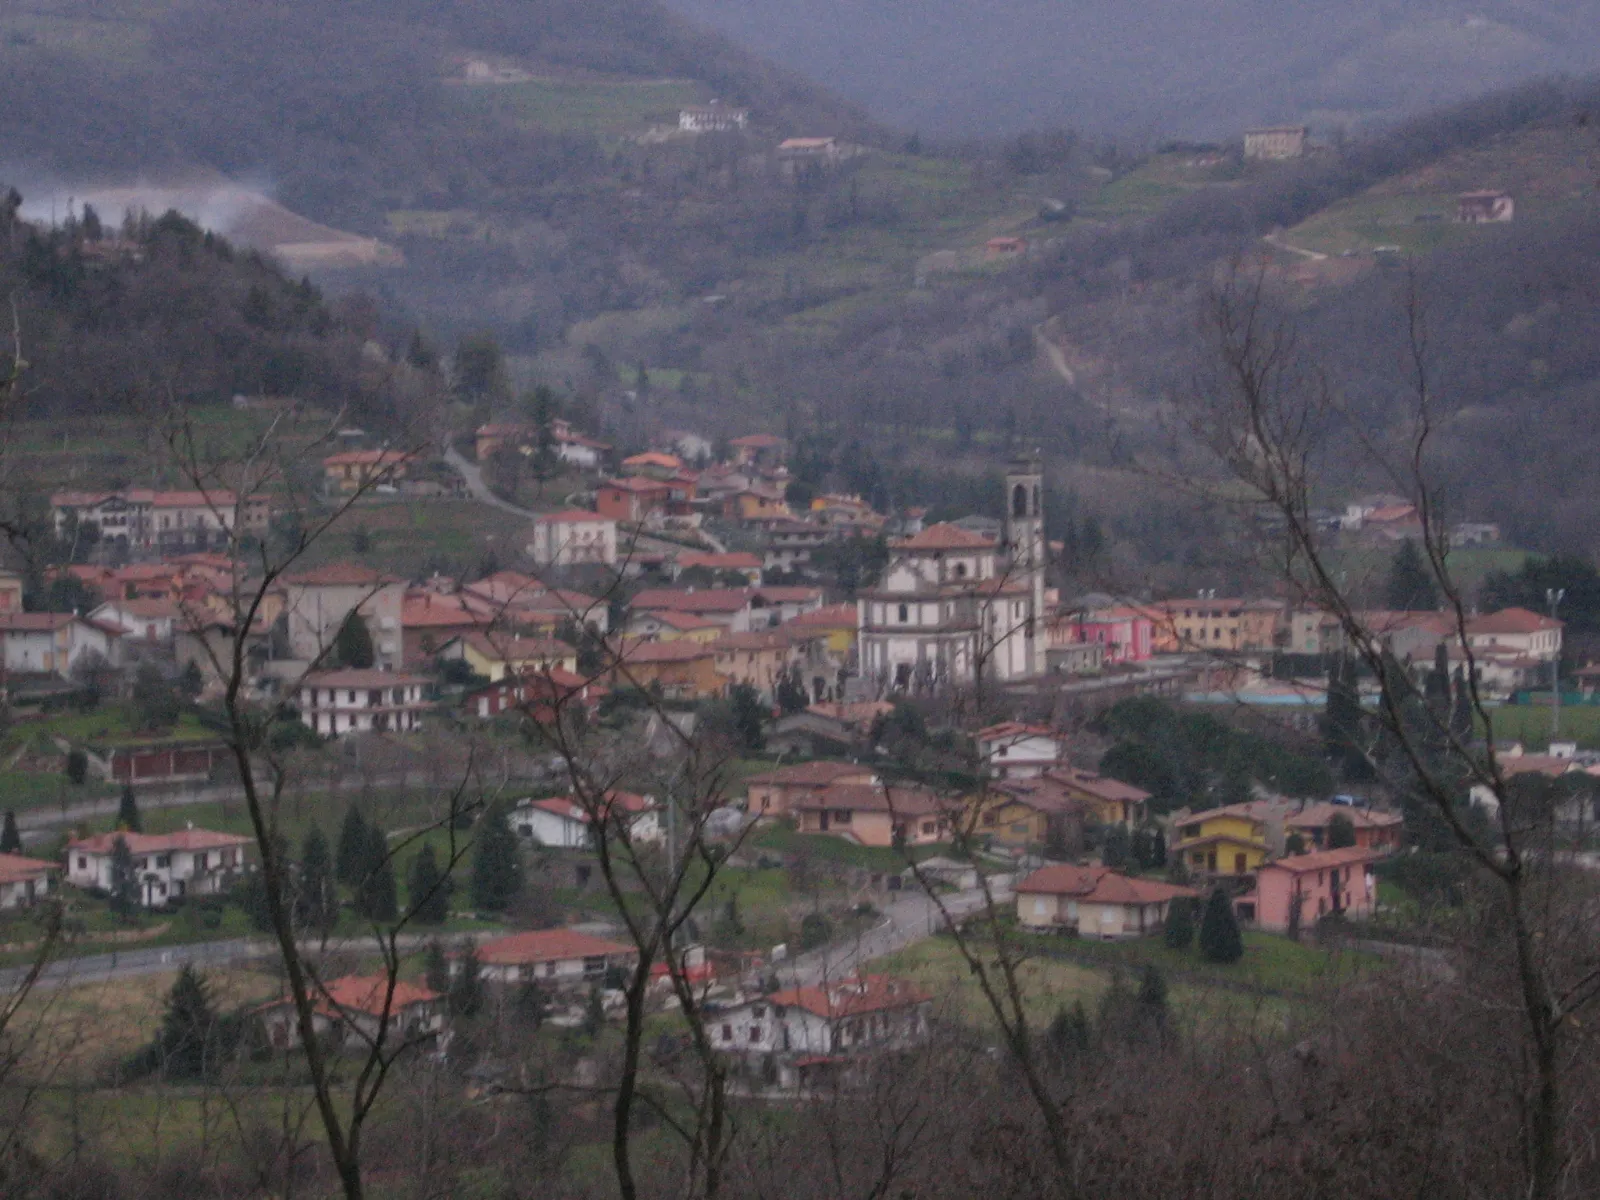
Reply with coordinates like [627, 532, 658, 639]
[1005, 456, 1048, 677]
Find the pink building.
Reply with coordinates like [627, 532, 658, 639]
[1239, 846, 1379, 932]
[1050, 605, 1154, 664]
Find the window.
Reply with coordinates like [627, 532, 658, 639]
[749, 1026, 762, 1043]
[721, 1024, 733, 1042]
[156, 855, 171, 868]
[76, 856, 87, 871]
[897, 604, 909, 623]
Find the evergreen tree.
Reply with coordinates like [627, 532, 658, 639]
[1163, 896, 1195, 950]
[354, 825, 397, 922]
[157, 964, 218, 1079]
[1136, 964, 1169, 1032]
[108, 834, 141, 917]
[1285, 831, 1307, 856]
[1424, 643, 1452, 721]
[296, 826, 339, 935]
[336, 807, 370, 886]
[726, 683, 767, 752]
[117, 782, 142, 833]
[582, 986, 605, 1037]
[1045, 1000, 1092, 1062]
[1198, 887, 1244, 964]
[470, 804, 523, 912]
[448, 941, 484, 1018]
[407, 843, 452, 924]
[1324, 654, 1371, 781]
[516, 979, 548, 1029]
[1386, 538, 1439, 611]
[0, 810, 20, 854]
[1450, 667, 1475, 741]
[334, 613, 376, 669]
[1327, 812, 1357, 849]
[424, 939, 451, 995]
[775, 667, 810, 715]
[1101, 823, 1130, 869]
[65, 749, 88, 785]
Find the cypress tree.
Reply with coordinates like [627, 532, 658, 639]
[296, 826, 338, 935]
[157, 964, 219, 1079]
[109, 834, 141, 917]
[0, 810, 20, 854]
[336, 807, 369, 887]
[1424, 643, 1451, 720]
[117, 783, 142, 833]
[334, 612, 376, 669]
[354, 825, 397, 922]
[1450, 667, 1475, 741]
[407, 843, 452, 924]
[448, 941, 484, 1018]
[1163, 895, 1195, 950]
[1046, 999, 1092, 1062]
[1386, 538, 1439, 611]
[1198, 887, 1244, 964]
[1136, 964, 1168, 1028]
[424, 939, 451, 994]
[470, 804, 523, 912]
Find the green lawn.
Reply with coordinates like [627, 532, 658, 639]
[1482, 702, 1600, 750]
[449, 76, 703, 134]
[751, 823, 949, 873]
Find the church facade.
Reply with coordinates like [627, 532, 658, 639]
[857, 459, 1049, 695]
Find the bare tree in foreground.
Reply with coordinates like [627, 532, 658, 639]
[1180, 265, 1599, 1200]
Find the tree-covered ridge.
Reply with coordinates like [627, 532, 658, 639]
[0, 195, 395, 421]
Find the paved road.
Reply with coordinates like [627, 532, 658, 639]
[783, 877, 1014, 987]
[0, 929, 505, 992]
[442, 443, 691, 560]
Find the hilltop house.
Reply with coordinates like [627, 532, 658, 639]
[51, 488, 269, 554]
[439, 633, 576, 682]
[89, 598, 186, 646]
[1170, 801, 1279, 877]
[322, 449, 416, 494]
[607, 638, 724, 700]
[981, 776, 1088, 852]
[1243, 125, 1307, 160]
[680, 102, 750, 132]
[710, 974, 931, 1090]
[1016, 863, 1197, 939]
[1287, 803, 1404, 853]
[66, 829, 251, 907]
[1046, 768, 1150, 828]
[1457, 190, 1514, 223]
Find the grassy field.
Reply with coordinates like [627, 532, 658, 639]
[1483, 703, 1600, 750]
[448, 76, 703, 134]
[284, 496, 536, 579]
[1079, 154, 1244, 220]
[751, 824, 949, 873]
[1322, 543, 1529, 605]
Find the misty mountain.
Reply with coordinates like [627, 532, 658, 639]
[661, 0, 1600, 138]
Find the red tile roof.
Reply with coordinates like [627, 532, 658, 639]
[475, 928, 637, 966]
[630, 588, 752, 614]
[1016, 863, 1111, 895]
[1080, 873, 1197, 905]
[1467, 607, 1563, 635]
[789, 603, 857, 627]
[1260, 846, 1381, 874]
[0, 853, 58, 885]
[1047, 768, 1149, 805]
[323, 449, 417, 467]
[615, 638, 717, 664]
[302, 669, 430, 688]
[283, 564, 400, 587]
[979, 722, 1057, 742]
[678, 552, 763, 571]
[621, 452, 684, 470]
[768, 974, 929, 1019]
[893, 522, 995, 551]
[1286, 804, 1404, 831]
[69, 829, 251, 855]
[602, 476, 675, 495]
[256, 974, 439, 1020]
[744, 761, 877, 788]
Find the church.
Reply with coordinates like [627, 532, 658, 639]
[857, 458, 1049, 695]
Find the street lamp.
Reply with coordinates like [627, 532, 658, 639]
[1547, 587, 1566, 740]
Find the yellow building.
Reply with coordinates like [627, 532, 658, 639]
[786, 603, 858, 657]
[1046, 769, 1149, 828]
[1171, 803, 1273, 876]
[621, 610, 724, 644]
[447, 633, 577, 682]
[1151, 597, 1246, 653]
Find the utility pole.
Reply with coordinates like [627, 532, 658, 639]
[1548, 587, 1566, 741]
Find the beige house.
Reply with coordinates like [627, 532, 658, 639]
[255, 976, 445, 1051]
[281, 564, 405, 671]
[791, 782, 950, 847]
[529, 510, 619, 567]
[1015, 864, 1196, 939]
[0, 853, 59, 910]
[744, 760, 878, 817]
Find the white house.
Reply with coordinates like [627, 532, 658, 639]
[977, 722, 1065, 779]
[90, 598, 185, 645]
[297, 669, 430, 737]
[0, 612, 123, 677]
[679, 102, 749, 133]
[65, 829, 251, 907]
[510, 792, 663, 847]
[529, 510, 619, 568]
[254, 975, 446, 1052]
[1015, 864, 1196, 939]
[1465, 608, 1563, 663]
[711, 975, 932, 1090]
[0, 853, 59, 910]
[470, 928, 639, 989]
